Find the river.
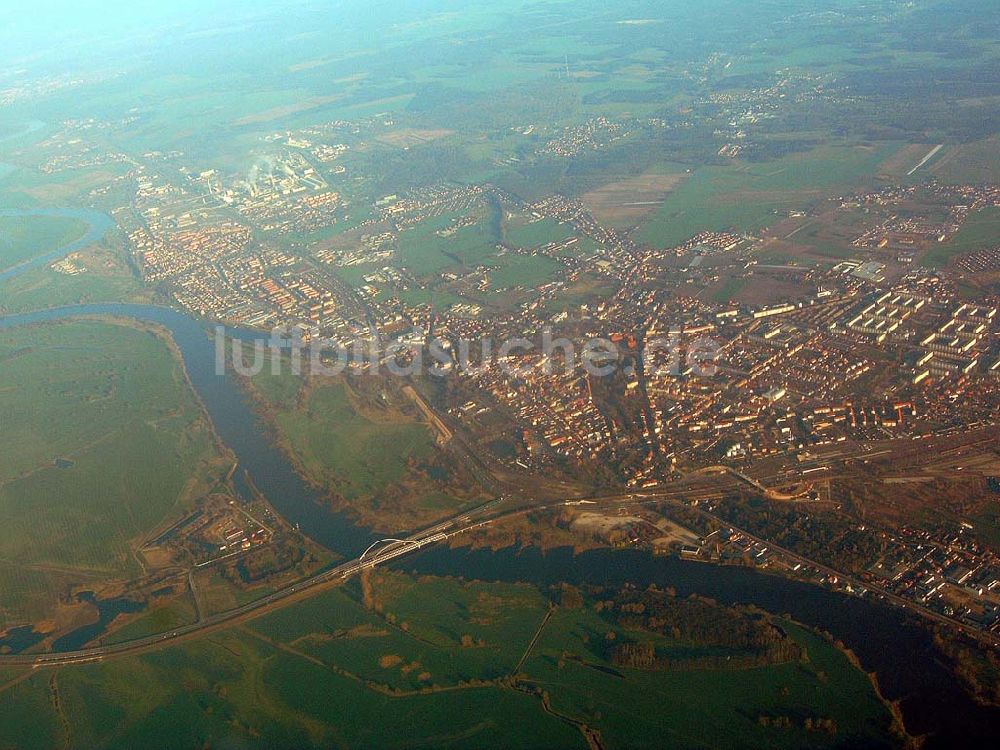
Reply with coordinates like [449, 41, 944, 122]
[406, 546, 1000, 748]
[2, 209, 998, 746]
[0, 302, 377, 557]
[0, 207, 116, 282]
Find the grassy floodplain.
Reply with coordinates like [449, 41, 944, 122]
[525, 610, 896, 750]
[245, 369, 483, 528]
[266, 379, 435, 502]
[0, 214, 88, 272]
[490, 254, 560, 289]
[0, 253, 146, 315]
[0, 320, 223, 622]
[0, 570, 899, 749]
[247, 361, 487, 533]
[0, 211, 146, 315]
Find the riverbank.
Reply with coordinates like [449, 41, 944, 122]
[404, 544, 1000, 749]
[0, 207, 114, 283]
[0, 302, 377, 560]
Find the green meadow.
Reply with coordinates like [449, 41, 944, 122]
[261, 378, 435, 502]
[0, 214, 88, 272]
[711, 275, 749, 303]
[491, 254, 560, 290]
[525, 608, 896, 750]
[0, 261, 146, 314]
[0, 320, 222, 622]
[504, 217, 575, 249]
[396, 212, 500, 278]
[637, 144, 901, 248]
[0, 571, 898, 749]
[924, 206, 1000, 266]
[931, 137, 1000, 185]
[246, 363, 485, 529]
[0, 218, 146, 315]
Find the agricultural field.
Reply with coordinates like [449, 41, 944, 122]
[0, 320, 225, 623]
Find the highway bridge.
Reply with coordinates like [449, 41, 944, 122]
[0, 528, 457, 668]
[9, 469, 994, 666]
[0, 483, 733, 668]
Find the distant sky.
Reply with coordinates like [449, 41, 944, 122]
[0, 0, 475, 71]
[0, 0, 308, 64]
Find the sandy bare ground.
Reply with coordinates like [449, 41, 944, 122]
[234, 95, 343, 126]
[376, 128, 454, 148]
